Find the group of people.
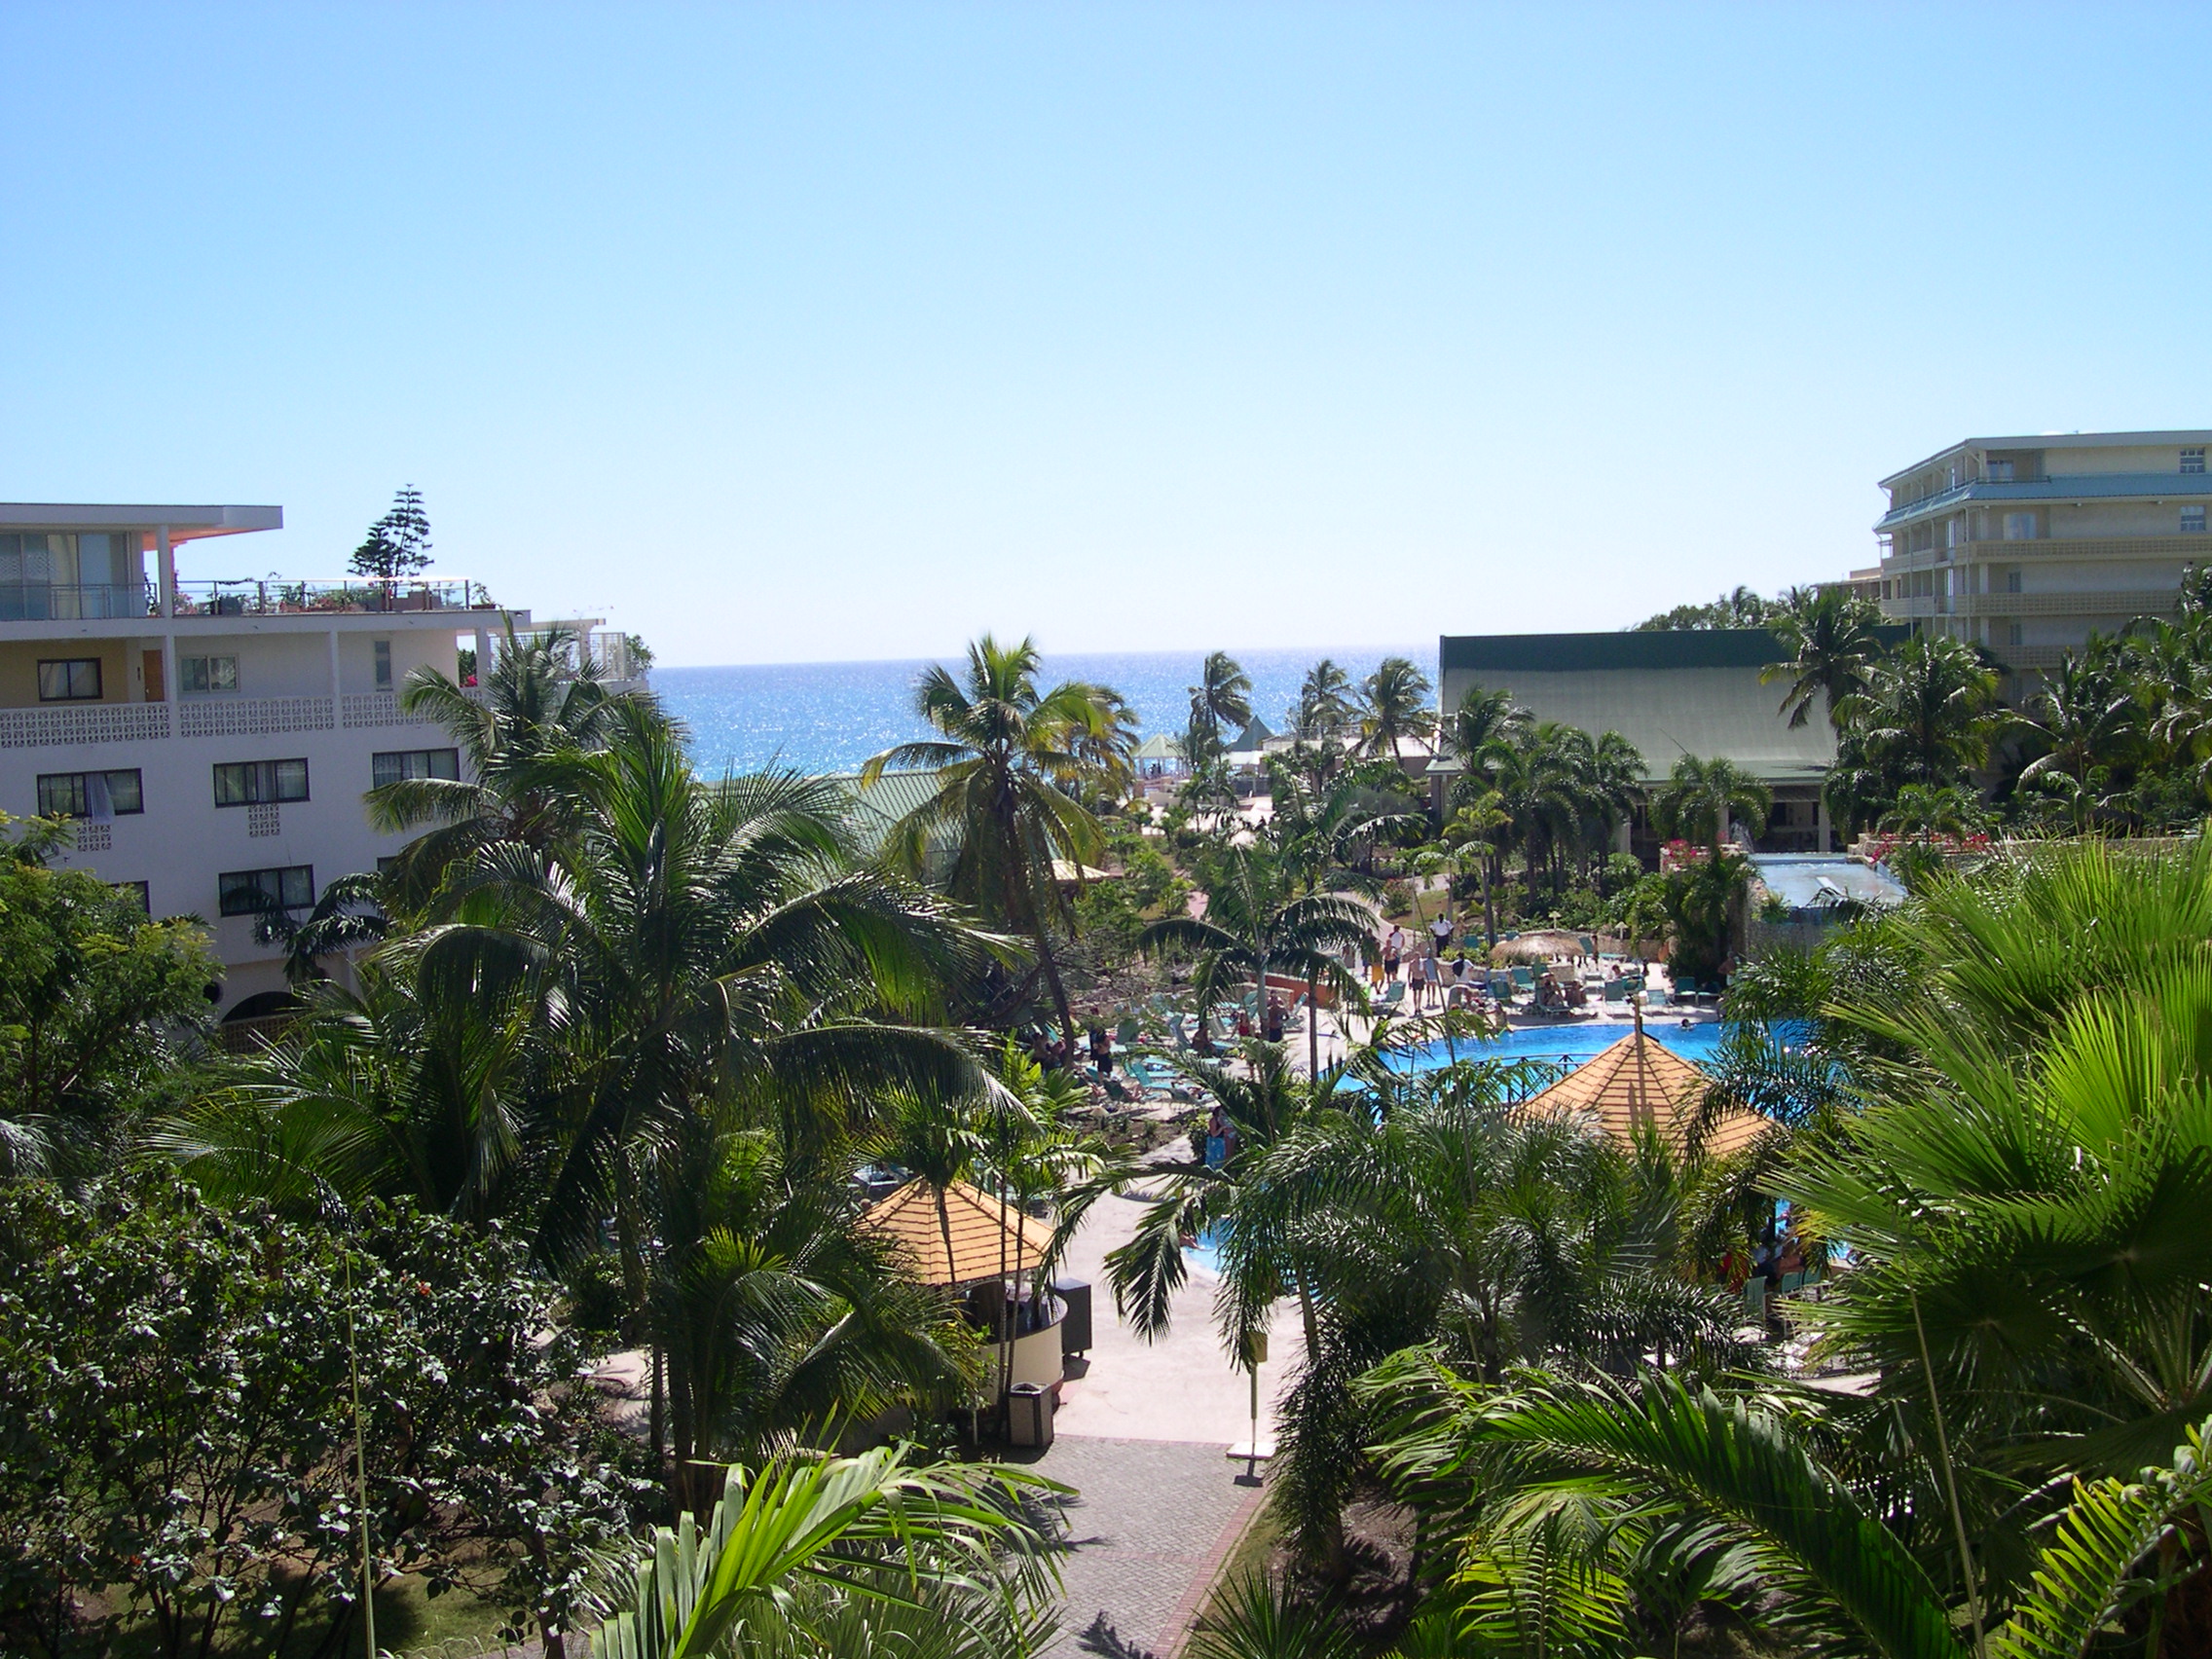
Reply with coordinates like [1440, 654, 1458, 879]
[1373, 914, 1494, 1013]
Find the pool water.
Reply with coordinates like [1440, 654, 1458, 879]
[1382, 1019, 1735, 1071]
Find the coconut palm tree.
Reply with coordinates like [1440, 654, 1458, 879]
[1357, 655, 1436, 767]
[1186, 649, 1254, 765]
[1651, 754, 1772, 859]
[1761, 584, 1889, 729]
[2009, 645, 2141, 830]
[1140, 846, 1373, 1078]
[366, 623, 636, 903]
[861, 635, 1120, 1051]
[426, 706, 998, 1475]
[1830, 635, 2002, 813]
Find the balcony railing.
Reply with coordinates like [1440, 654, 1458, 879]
[169, 577, 496, 617]
[0, 581, 154, 621]
[0, 702, 171, 750]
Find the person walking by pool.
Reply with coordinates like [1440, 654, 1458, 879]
[1383, 925, 1405, 986]
[1419, 945, 1443, 1010]
[1430, 908, 1455, 957]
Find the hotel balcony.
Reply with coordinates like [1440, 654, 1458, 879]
[0, 690, 451, 751]
[1883, 535, 2212, 571]
[1889, 590, 2181, 621]
[0, 576, 499, 625]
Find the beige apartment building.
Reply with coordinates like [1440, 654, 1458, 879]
[1873, 429, 2212, 673]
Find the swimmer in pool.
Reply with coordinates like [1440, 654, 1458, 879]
[1680, 1017, 1694, 1029]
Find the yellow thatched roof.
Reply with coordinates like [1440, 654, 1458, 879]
[862, 1178, 1049, 1288]
[1521, 1030, 1767, 1160]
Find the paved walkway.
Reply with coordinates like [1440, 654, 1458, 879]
[1027, 1434, 1265, 1659]
[1020, 1190, 1300, 1654]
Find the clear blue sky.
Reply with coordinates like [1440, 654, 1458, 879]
[4, 4, 2205, 667]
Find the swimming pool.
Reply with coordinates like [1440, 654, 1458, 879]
[1380, 1019, 1736, 1071]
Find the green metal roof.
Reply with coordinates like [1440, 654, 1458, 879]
[1435, 630, 1881, 787]
[820, 768, 949, 860]
[1442, 629, 1794, 674]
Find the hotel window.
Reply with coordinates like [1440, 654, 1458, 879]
[2184, 449, 2206, 475]
[218, 865, 313, 917]
[371, 747, 460, 788]
[1987, 459, 2016, 482]
[373, 639, 393, 688]
[213, 758, 310, 806]
[2006, 570, 2023, 593]
[2186, 505, 2208, 535]
[116, 880, 150, 913]
[181, 654, 240, 693]
[37, 658, 102, 701]
[2003, 512, 2038, 541]
[37, 769, 144, 818]
[2009, 622, 2026, 647]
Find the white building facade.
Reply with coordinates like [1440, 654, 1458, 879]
[0, 502, 630, 1017]
[1873, 430, 2212, 674]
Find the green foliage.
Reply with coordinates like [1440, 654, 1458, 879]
[0, 815, 217, 1178]
[587, 1449, 1061, 1659]
[349, 484, 434, 582]
[0, 1172, 646, 1658]
[1631, 585, 1780, 632]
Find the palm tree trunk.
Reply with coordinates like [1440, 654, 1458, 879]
[1478, 856, 1496, 947]
[1306, 967, 1320, 1079]
[1035, 923, 1078, 1062]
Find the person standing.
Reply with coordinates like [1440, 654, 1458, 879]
[1430, 908, 1455, 957]
[1383, 924, 1405, 986]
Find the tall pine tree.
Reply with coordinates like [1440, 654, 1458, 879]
[350, 485, 433, 581]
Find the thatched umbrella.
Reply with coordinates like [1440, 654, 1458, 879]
[1488, 929, 1593, 966]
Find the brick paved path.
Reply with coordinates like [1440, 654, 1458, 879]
[1028, 1433, 1265, 1659]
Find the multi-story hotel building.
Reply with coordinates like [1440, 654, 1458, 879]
[0, 501, 636, 1019]
[1873, 429, 2212, 674]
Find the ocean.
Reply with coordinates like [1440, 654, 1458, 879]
[653, 645, 1431, 778]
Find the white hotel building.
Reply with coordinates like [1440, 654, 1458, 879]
[0, 501, 634, 1019]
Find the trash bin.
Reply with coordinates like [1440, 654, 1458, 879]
[1052, 1276, 1092, 1357]
[1007, 1382, 1054, 1449]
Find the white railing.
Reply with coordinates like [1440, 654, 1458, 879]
[0, 702, 170, 750]
[177, 696, 335, 738]
[341, 691, 434, 729]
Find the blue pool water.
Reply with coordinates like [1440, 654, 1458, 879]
[1382, 1019, 1735, 1071]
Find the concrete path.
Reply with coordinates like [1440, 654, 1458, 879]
[1051, 1189, 1305, 1445]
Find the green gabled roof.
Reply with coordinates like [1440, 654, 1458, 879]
[820, 768, 950, 861]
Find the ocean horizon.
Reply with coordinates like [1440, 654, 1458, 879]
[652, 645, 1431, 778]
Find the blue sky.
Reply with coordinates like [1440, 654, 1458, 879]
[4, 4, 2205, 666]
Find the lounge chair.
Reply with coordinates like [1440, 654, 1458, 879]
[1601, 981, 1632, 1005]
[1375, 981, 1407, 1014]
[1511, 967, 1536, 991]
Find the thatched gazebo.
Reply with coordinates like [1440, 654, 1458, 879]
[1520, 1028, 1767, 1160]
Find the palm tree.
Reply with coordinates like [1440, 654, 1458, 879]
[1877, 782, 1991, 839]
[428, 706, 996, 1484]
[1139, 846, 1373, 1078]
[861, 635, 1119, 1051]
[1186, 649, 1254, 765]
[366, 623, 635, 903]
[1362, 1359, 2212, 1659]
[1830, 635, 2002, 817]
[1433, 793, 1510, 946]
[2010, 645, 2141, 831]
[1651, 753, 1772, 859]
[1762, 584, 1889, 729]
[585, 1449, 1060, 1659]
[1292, 659, 1355, 747]
[158, 956, 547, 1230]
[1357, 655, 1436, 768]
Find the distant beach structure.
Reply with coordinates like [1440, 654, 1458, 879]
[653, 645, 1425, 777]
